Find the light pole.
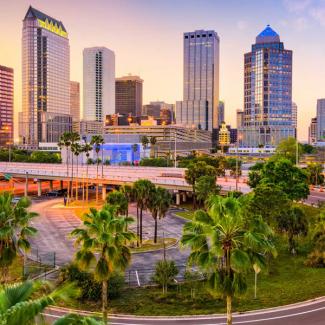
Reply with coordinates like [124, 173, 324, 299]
[235, 134, 242, 191]
[174, 126, 177, 168]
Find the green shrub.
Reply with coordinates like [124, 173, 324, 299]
[152, 260, 178, 294]
[140, 158, 172, 167]
[60, 264, 125, 300]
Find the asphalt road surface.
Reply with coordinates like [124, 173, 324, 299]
[43, 297, 325, 324]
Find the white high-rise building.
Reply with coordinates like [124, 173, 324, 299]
[176, 30, 220, 131]
[83, 47, 115, 122]
[20, 6, 71, 146]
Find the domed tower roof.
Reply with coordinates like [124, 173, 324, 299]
[256, 25, 280, 44]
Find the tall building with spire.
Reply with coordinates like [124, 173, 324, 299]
[176, 30, 220, 131]
[20, 6, 71, 146]
[240, 25, 294, 146]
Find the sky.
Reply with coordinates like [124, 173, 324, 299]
[1, 0, 325, 141]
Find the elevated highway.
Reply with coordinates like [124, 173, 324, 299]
[0, 162, 250, 200]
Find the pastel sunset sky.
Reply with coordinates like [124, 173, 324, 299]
[1, 0, 325, 140]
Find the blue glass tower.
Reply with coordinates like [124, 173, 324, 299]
[240, 25, 295, 146]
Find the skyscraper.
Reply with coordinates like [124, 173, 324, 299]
[115, 75, 143, 117]
[176, 30, 220, 131]
[309, 117, 317, 144]
[236, 109, 244, 129]
[316, 99, 325, 141]
[83, 47, 115, 122]
[70, 81, 80, 123]
[218, 101, 225, 126]
[0, 65, 14, 147]
[20, 6, 71, 146]
[240, 25, 294, 147]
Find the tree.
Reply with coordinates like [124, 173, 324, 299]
[58, 132, 72, 201]
[71, 205, 135, 323]
[181, 196, 276, 325]
[0, 281, 77, 325]
[306, 163, 324, 185]
[133, 179, 155, 244]
[248, 158, 309, 201]
[185, 161, 216, 208]
[131, 144, 138, 164]
[53, 314, 103, 325]
[226, 158, 242, 177]
[69, 132, 81, 200]
[141, 136, 149, 158]
[247, 162, 264, 188]
[152, 260, 178, 294]
[194, 175, 221, 208]
[91, 135, 104, 202]
[106, 190, 128, 216]
[245, 184, 290, 226]
[120, 185, 134, 217]
[0, 193, 37, 282]
[300, 143, 316, 154]
[275, 137, 300, 163]
[150, 136, 157, 158]
[277, 206, 308, 255]
[83, 142, 93, 203]
[71, 142, 83, 201]
[148, 187, 172, 243]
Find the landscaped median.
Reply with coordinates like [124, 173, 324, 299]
[54, 249, 325, 316]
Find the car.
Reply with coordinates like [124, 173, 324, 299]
[57, 188, 67, 195]
[46, 190, 60, 197]
[11, 197, 21, 204]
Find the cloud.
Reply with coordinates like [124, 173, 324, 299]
[293, 17, 309, 30]
[236, 20, 248, 30]
[310, 6, 325, 26]
[283, 0, 313, 12]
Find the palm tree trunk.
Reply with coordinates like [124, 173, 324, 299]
[86, 162, 89, 203]
[71, 154, 74, 200]
[154, 217, 158, 244]
[136, 206, 139, 247]
[226, 295, 232, 325]
[102, 280, 108, 323]
[96, 152, 99, 203]
[76, 160, 78, 201]
[140, 208, 143, 244]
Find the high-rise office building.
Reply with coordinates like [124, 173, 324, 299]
[292, 102, 297, 129]
[0, 65, 14, 147]
[115, 75, 143, 117]
[176, 30, 220, 131]
[309, 117, 317, 144]
[218, 101, 225, 126]
[316, 99, 325, 140]
[240, 25, 294, 146]
[70, 81, 80, 122]
[20, 6, 71, 146]
[236, 109, 244, 129]
[83, 47, 115, 122]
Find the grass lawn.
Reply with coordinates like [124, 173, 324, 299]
[130, 238, 177, 253]
[174, 211, 195, 220]
[59, 248, 325, 316]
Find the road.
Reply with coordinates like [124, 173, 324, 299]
[305, 189, 325, 206]
[43, 297, 325, 324]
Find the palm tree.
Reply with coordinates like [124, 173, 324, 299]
[83, 142, 93, 203]
[141, 136, 149, 159]
[131, 144, 138, 164]
[91, 135, 104, 203]
[181, 195, 276, 325]
[106, 190, 128, 216]
[148, 187, 172, 243]
[0, 281, 85, 325]
[133, 179, 155, 245]
[0, 193, 37, 282]
[71, 205, 135, 323]
[71, 142, 82, 201]
[58, 132, 72, 201]
[150, 136, 157, 158]
[120, 185, 134, 217]
[69, 132, 81, 200]
[195, 175, 221, 208]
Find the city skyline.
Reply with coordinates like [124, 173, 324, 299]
[2, 0, 325, 140]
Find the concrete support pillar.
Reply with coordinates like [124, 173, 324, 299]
[182, 192, 187, 202]
[60, 180, 64, 190]
[102, 186, 107, 201]
[37, 180, 42, 197]
[176, 193, 181, 205]
[24, 173, 29, 197]
[49, 180, 53, 191]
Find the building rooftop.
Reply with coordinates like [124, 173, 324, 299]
[24, 6, 67, 32]
[116, 75, 143, 83]
[256, 25, 280, 44]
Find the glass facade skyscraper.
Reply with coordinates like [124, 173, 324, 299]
[316, 99, 325, 140]
[0, 65, 14, 148]
[20, 6, 71, 146]
[176, 30, 220, 131]
[240, 25, 294, 147]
